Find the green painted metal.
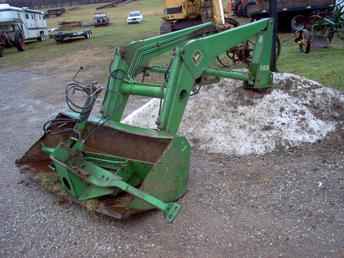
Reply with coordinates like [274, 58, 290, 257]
[120, 82, 165, 98]
[17, 18, 273, 223]
[204, 68, 250, 83]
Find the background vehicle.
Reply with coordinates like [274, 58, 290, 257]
[228, 0, 256, 17]
[94, 12, 110, 26]
[54, 21, 92, 43]
[294, 0, 344, 52]
[160, 0, 225, 33]
[0, 4, 48, 42]
[54, 29, 92, 43]
[127, 10, 143, 24]
[229, 0, 336, 30]
[0, 32, 5, 57]
[46, 7, 66, 18]
[0, 23, 24, 56]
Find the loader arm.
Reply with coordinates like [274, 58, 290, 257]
[17, 19, 273, 223]
[160, 19, 273, 133]
[103, 18, 273, 133]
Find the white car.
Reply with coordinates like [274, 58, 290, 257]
[127, 10, 143, 24]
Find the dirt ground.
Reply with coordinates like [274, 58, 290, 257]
[1, 65, 344, 258]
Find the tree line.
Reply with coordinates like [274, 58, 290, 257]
[6, 0, 115, 9]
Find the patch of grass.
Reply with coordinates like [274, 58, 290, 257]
[0, 0, 162, 68]
[278, 34, 344, 89]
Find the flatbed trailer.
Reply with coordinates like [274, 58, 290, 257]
[54, 29, 92, 43]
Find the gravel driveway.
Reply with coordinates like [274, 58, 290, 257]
[1, 69, 344, 258]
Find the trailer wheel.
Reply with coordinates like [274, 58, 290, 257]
[38, 31, 45, 41]
[84, 32, 91, 39]
[15, 32, 25, 52]
[55, 36, 64, 43]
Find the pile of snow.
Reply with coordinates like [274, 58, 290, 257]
[123, 73, 344, 156]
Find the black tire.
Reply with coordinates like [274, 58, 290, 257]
[237, 3, 244, 17]
[84, 32, 91, 39]
[55, 37, 64, 43]
[232, 0, 241, 16]
[0, 47, 3, 57]
[14, 32, 25, 51]
[38, 32, 45, 41]
[275, 36, 281, 58]
[160, 21, 172, 34]
[245, 2, 257, 18]
[303, 30, 312, 54]
[291, 15, 306, 32]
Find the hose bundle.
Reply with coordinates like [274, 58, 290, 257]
[65, 80, 102, 121]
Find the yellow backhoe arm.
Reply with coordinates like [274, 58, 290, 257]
[211, 0, 225, 26]
[161, 0, 227, 33]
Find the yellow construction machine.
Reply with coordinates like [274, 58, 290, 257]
[160, 0, 227, 33]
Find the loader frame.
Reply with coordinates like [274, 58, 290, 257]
[17, 19, 273, 222]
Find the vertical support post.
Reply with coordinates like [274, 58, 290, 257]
[249, 19, 273, 89]
[269, 0, 278, 72]
[102, 49, 129, 122]
[158, 49, 195, 134]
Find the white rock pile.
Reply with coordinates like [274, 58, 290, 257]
[123, 73, 344, 156]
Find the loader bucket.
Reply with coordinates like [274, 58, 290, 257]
[16, 113, 190, 222]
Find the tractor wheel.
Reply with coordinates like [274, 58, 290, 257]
[236, 3, 244, 17]
[291, 15, 307, 32]
[15, 32, 25, 52]
[245, 2, 257, 18]
[160, 21, 172, 34]
[217, 35, 281, 69]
